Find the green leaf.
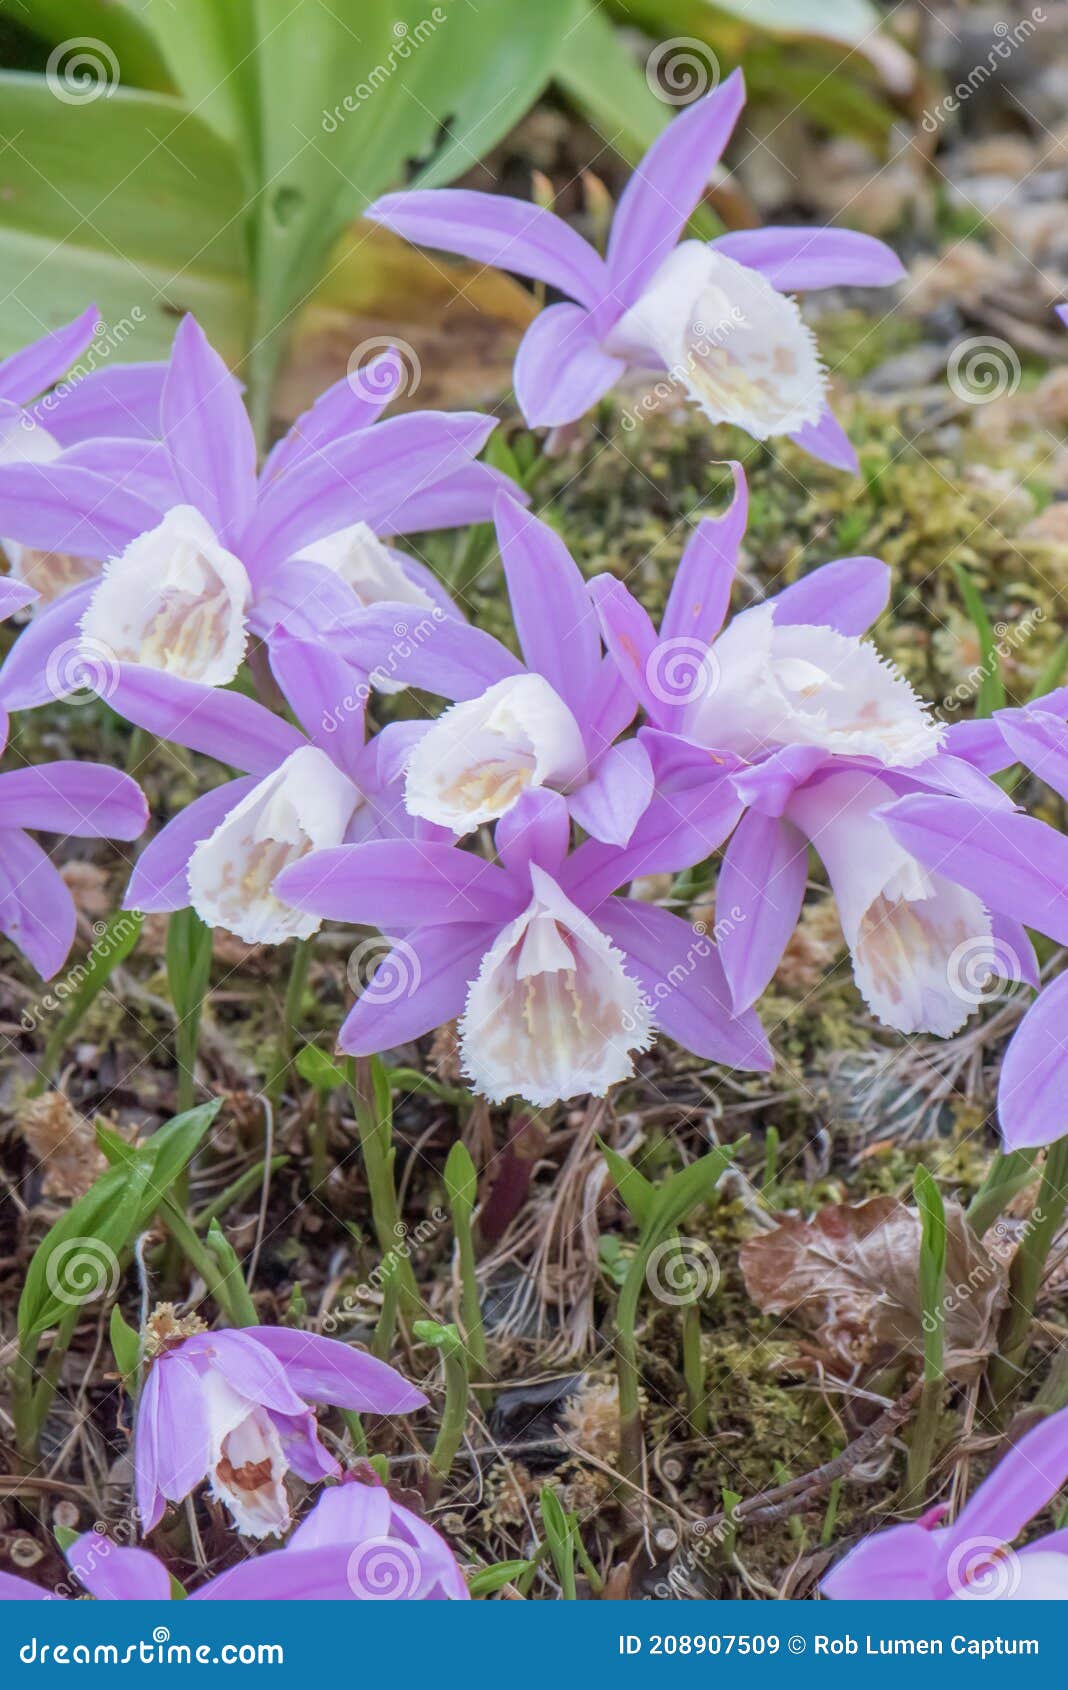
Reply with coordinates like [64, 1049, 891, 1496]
[0, 76, 247, 362]
[467, 1559, 536, 1597]
[597, 1135, 656, 1227]
[639, 1140, 743, 1252]
[165, 908, 213, 1023]
[952, 563, 1006, 718]
[538, 1487, 577, 1600]
[296, 1044, 348, 1093]
[444, 1142, 478, 1219]
[109, 1304, 141, 1385]
[554, 3, 719, 240]
[53, 1524, 79, 1553]
[37, 910, 143, 1085]
[0, 0, 173, 86]
[914, 1164, 947, 1381]
[19, 1100, 221, 1339]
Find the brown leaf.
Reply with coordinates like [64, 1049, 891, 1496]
[739, 1196, 1008, 1372]
[18, 1092, 105, 1199]
[277, 223, 537, 423]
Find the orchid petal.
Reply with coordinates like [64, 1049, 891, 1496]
[718, 811, 809, 1010]
[568, 738, 653, 846]
[107, 666, 303, 775]
[161, 316, 257, 545]
[338, 922, 497, 1057]
[712, 226, 904, 292]
[0, 830, 75, 977]
[770, 555, 890, 637]
[606, 71, 745, 303]
[276, 840, 520, 929]
[0, 762, 146, 839]
[367, 190, 610, 310]
[0, 304, 98, 405]
[495, 493, 601, 717]
[998, 979, 1068, 1152]
[660, 462, 746, 649]
[513, 302, 624, 428]
[125, 778, 260, 912]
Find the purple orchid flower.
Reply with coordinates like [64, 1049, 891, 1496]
[824, 1404, 1068, 1600]
[109, 633, 441, 946]
[882, 695, 1068, 1149]
[275, 785, 770, 1108]
[0, 580, 147, 977]
[366, 73, 903, 469]
[0, 315, 507, 703]
[135, 1323, 426, 1539]
[0, 1479, 465, 1601]
[0, 306, 166, 607]
[588, 462, 1024, 1036]
[284, 1473, 468, 1600]
[330, 494, 651, 846]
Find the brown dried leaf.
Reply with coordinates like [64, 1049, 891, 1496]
[739, 1196, 1007, 1372]
[18, 1092, 105, 1199]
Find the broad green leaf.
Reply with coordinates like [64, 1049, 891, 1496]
[597, 1135, 656, 1227]
[0, 75, 247, 361]
[467, 1559, 536, 1597]
[0, 0, 172, 86]
[638, 1139, 743, 1251]
[109, 1303, 141, 1384]
[19, 1100, 221, 1337]
[137, 0, 259, 164]
[18, 1159, 150, 1339]
[444, 1142, 477, 1219]
[539, 1487, 577, 1600]
[295, 1044, 348, 1093]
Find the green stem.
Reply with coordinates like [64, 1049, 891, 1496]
[342, 1409, 367, 1459]
[416, 1323, 468, 1506]
[350, 1058, 420, 1319]
[160, 1198, 257, 1327]
[967, 1148, 1037, 1237]
[990, 1137, 1068, 1408]
[682, 1300, 707, 1436]
[308, 1095, 329, 1195]
[372, 1259, 402, 1364]
[267, 939, 312, 1108]
[903, 1377, 943, 1513]
[614, 1262, 645, 1490]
